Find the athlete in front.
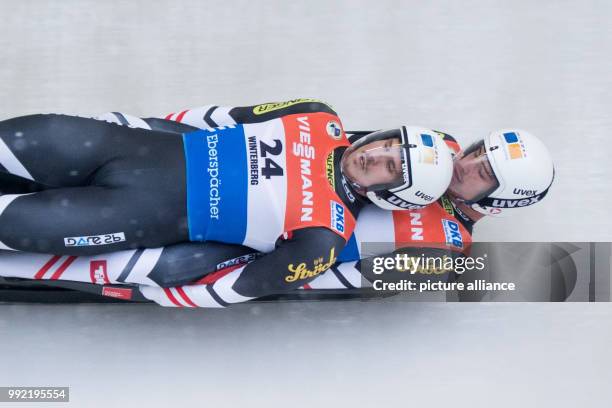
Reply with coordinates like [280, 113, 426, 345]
[0, 100, 454, 302]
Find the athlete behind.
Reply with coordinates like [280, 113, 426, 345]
[0, 100, 454, 303]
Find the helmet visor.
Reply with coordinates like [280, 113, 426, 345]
[341, 129, 410, 192]
[448, 140, 500, 203]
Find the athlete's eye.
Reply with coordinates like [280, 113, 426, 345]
[387, 159, 395, 174]
[484, 161, 495, 178]
[478, 163, 492, 181]
[478, 166, 487, 181]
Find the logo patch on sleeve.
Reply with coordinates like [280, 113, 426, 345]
[252, 98, 330, 115]
[325, 153, 335, 187]
[326, 120, 342, 140]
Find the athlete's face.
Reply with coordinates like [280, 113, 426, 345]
[341, 138, 404, 190]
[448, 143, 498, 201]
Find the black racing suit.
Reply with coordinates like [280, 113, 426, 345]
[0, 101, 365, 299]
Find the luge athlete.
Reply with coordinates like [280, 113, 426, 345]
[0, 100, 453, 300]
[0, 104, 555, 307]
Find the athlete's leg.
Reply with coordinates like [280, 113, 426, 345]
[0, 113, 191, 255]
[0, 114, 139, 187]
[0, 240, 258, 288]
[0, 179, 188, 255]
[0, 172, 45, 195]
[145, 241, 258, 287]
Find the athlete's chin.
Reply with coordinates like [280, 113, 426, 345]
[449, 174, 468, 195]
[447, 185, 464, 200]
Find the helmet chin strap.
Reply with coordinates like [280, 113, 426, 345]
[444, 192, 487, 222]
[344, 175, 366, 196]
[445, 189, 468, 204]
[456, 197, 476, 206]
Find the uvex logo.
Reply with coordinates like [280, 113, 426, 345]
[387, 195, 422, 210]
[492, 197, 540, 208]
[415, 190, 434, 201]
[513, 188, 537, 196]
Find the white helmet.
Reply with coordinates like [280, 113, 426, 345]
[458, 129, 555, 217]
[341, 126, 453, 211]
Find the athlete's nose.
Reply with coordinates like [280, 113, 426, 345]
[366, 154, 377, 168]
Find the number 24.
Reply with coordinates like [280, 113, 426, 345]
[260, 140, 284, 179]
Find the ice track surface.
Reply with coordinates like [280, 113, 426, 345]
[1, 0, 612, 407]
[1, 301, 612, 408]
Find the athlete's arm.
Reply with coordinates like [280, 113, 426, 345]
[141, 228, 346, 307]
[233, 228, 345, 296]
[162, 99, 337, 128]
[0, 240, 257, 287]
[141, 245, 463, 307]
[298, 260, 365, 290]
[297, 248, 461, 292]
[94, 112, 200, 134]
[96, 100, 337, 136]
